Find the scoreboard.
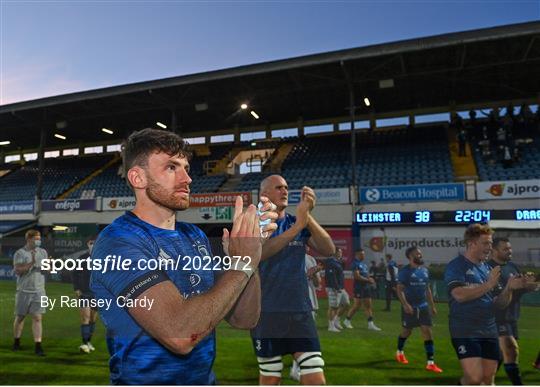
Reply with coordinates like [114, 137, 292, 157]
[355, 209, 540, 225]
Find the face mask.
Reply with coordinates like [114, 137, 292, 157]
[34, 240, 42, 247]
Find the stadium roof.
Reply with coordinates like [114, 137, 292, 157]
[1, 21, 539, 153]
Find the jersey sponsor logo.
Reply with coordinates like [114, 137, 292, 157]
[288, 240, 304, 247]
[458, 345, 467, 355]
[465, 269, 475, 276]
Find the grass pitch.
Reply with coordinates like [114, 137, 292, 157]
[1, 281, 539, 385]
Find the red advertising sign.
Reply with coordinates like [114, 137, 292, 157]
[308, 227, 353, 265]
[189, 192, 252, 207]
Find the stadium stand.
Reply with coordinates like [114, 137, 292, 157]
[67, 160, 131, 199]
[189, 143, 232, 176]
[238, 125, 454, 191]
[237, 172, 273, 191]
[65, 144, 234, 198]
[67, 161, 228, 198]
[0, 155, 115, 201]
[352, 125, 454, 187]
[474, 134, 540, 181]
[4, 121, 537, 200]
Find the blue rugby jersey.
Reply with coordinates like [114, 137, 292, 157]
[487, 259, 524, 323]
[258, 213, 312, 313]
[444, 255, 497, 339]
[398, 264, 430, 309]
[90, 211, 216, 385]
[324, 258, 344, 290]
[351, 258, 370, 293]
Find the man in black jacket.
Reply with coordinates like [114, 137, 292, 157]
[72, 235, 98, 353]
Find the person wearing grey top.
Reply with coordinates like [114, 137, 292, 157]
[12, 229, 49, 356]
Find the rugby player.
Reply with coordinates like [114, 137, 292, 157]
[90, 128, 278, 384]
[305, 253, 322, 321]
[325, 248, 350, 332]
[72, 235, 98, 353]
[395, 246, 442, 373]
[444, 224, 524, 385]
[252, 175, 335, 385]
[383, 254, 398, 311]
[488, 237, 538, 385]
[343, 249, 381, 331]
[290, 253, 323, 382]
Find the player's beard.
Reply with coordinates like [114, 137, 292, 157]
[146, 177, 190, 211]
[413, 257, 424, 265]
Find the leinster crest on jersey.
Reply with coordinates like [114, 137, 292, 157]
[195, 241, 210, 257]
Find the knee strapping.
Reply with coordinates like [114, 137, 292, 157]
[257, 356, 283, 377]
[297, 351, 325, 375]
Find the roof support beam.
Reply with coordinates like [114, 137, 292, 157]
[399, 54, 407, 76]
[459, 45, 467, 69]
[522, 36, 536, 61]
[340, 60, 358, 212]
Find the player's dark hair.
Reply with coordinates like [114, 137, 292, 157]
[464, 223, 493, 246]
[122, 128, 192, 184]
[405, 246, 418, 259]
[493, 237, 510, 249]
